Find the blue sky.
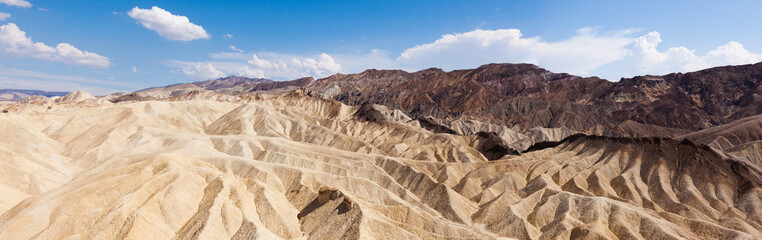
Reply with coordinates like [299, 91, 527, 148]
[1, 0, 761, 94]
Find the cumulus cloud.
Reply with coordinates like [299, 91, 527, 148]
[131, 66, 138, 73]
[397, 28, 633, 75]
[394, 28, 762, 79]
[631, 31, 762, 75]
[235, 66, 265, 78]
[0, 12, 10, 21]
[127, 6, 209, 41]
[0, 23, 111, 68]
[0, 0, 31, 7]
[169, 52, 342, 80]
[705, 42, 762, 66]
[169, 27, 762, 82]
[223, 34, 234, 40]
[180, 62, 225, 80]
[246, 53, 341, 79]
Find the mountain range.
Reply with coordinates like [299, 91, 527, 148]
[0, 89, 69, 101]
[134, 62, 762, 139]
[0, 63, 761, 239]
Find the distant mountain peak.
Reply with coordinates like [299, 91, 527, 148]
[194, 75, 272, 90]
[0, 89, 70, 101]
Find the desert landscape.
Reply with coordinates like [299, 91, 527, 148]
[2, 1, 762, 239]
[0, 62, 761, 239]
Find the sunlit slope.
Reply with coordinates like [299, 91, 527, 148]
[0, 92, 759, 239]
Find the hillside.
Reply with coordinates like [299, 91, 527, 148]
[0, 90, 760, 239]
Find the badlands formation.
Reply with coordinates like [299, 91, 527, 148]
[0, 89, 760, 240]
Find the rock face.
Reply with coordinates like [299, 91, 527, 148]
[303, 62, 762, 136]
[0, 91, 760, 239]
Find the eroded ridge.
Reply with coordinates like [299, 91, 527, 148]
[0, 91, 759, 239]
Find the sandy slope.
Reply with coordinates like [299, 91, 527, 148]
[0, 92, 760, 239]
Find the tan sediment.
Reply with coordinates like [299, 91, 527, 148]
[0, 91, 759, 239]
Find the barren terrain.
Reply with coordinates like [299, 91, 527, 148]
[0, 89, 760, 239]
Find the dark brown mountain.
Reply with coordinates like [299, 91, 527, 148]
[302, 62, 762, 137]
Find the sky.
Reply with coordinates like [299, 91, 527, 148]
[1, 0, 761, 94]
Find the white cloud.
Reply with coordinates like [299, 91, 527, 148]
[167, 27, 762, 83]
[37, 7, 47, 11]
[631, 31, 762, 75]
[235, 66, 265, 78]
[127, 6, 209, 41]
[180, 62, 225, 80]
[202, 49, 395, 78]
[229, 45, 244, 53]
[0, 0, 31, 7]
[397, 28, 633, 75]
[332, 49, 399, 73]
[246, 52, 341, 79]
[0, 13, 10, 21]
[131, 66, 138, 73]
[705, 42, 762, 66]
[394, 28, 762, 80]
[223, 34, 234, 40]
[0, 23, 111, 68]
[169, 52, 342, 80]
